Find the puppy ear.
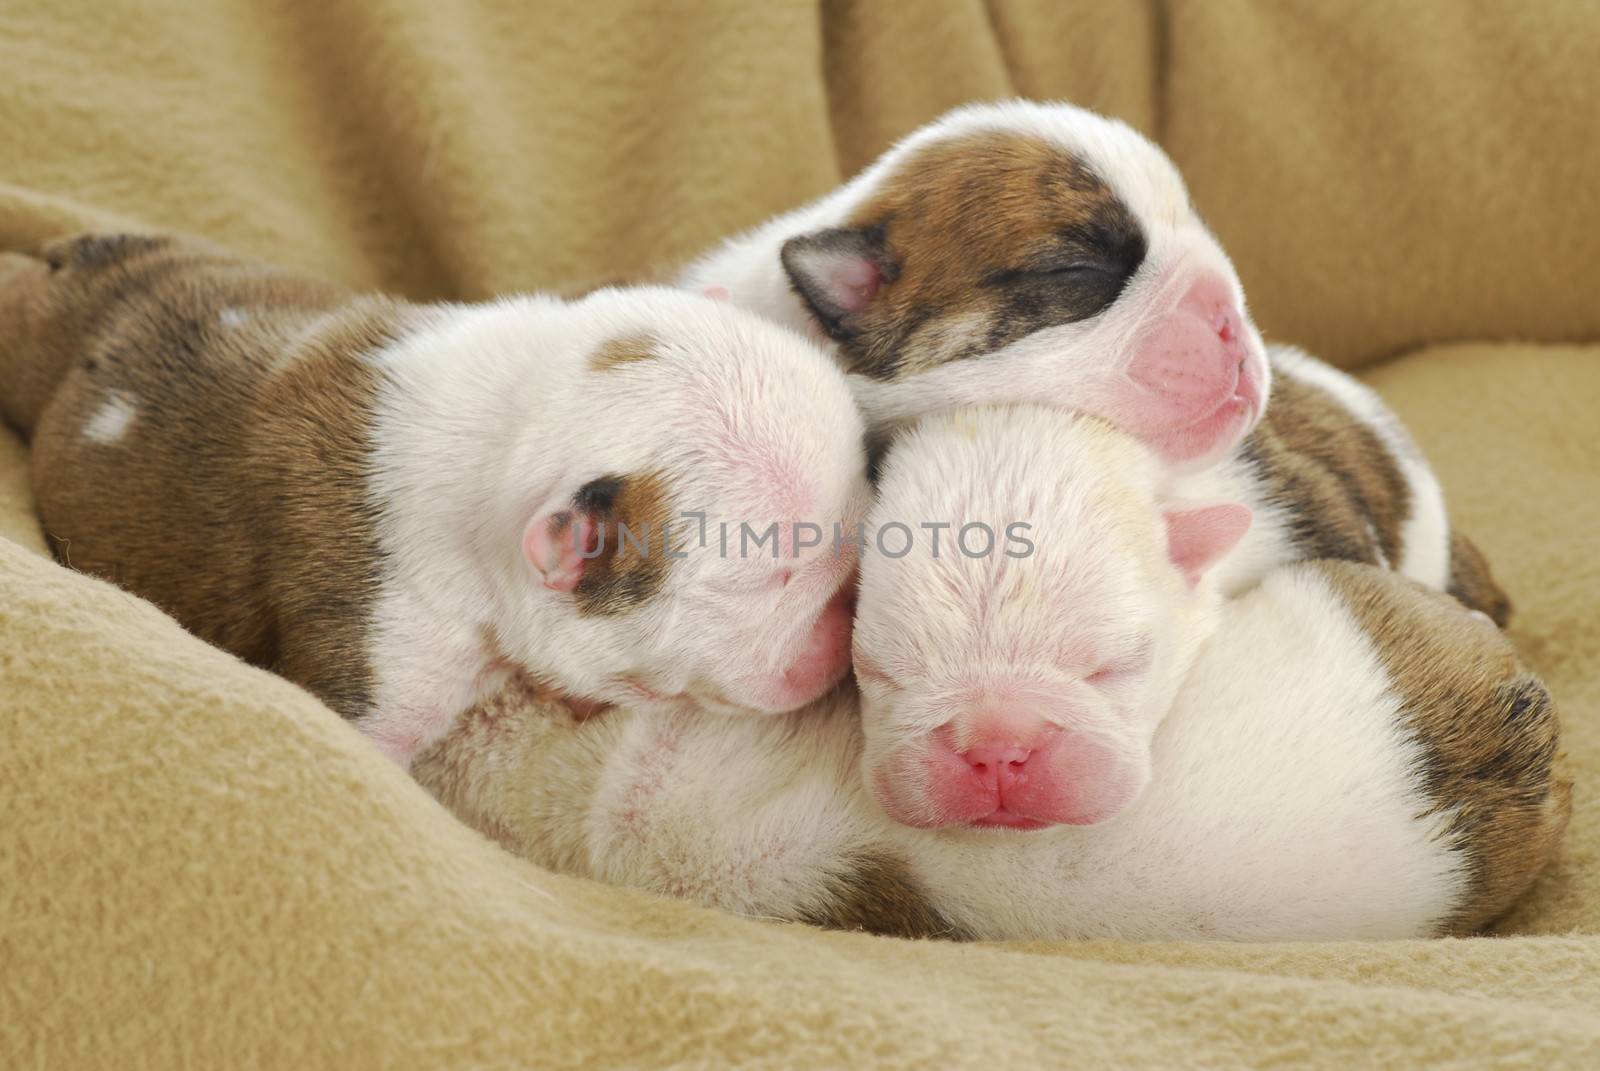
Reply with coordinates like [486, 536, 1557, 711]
[524, 509, 601, 592]
[779, 227, 888, 336]
[1162, 503, 1251, 587]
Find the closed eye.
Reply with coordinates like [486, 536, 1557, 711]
[1035, 261, 1114, 277]
[982, 262, 1112, 288]
[1085, 640, 1155, 688]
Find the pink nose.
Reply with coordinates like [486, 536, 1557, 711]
[1192, 277, 1243, 349]
[961, 744, 1033, 792]
[882, 718, 1149, 830]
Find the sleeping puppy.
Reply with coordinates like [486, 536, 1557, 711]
[0, 233, 867, 766]
[683, 99, 1509, 624]
[680, 98, 1271, 470]
[416, 551, 1567, 940]
[854, 406, 1243, 831]
[854, 404, 1517, 830]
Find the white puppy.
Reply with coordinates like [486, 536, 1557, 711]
[854, 406, 1241, 830]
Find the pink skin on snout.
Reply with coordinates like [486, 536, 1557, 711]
[1105, 273, 1266, 467]
[874, 707, 1149, 830]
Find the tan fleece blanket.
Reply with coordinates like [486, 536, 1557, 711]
[2, 1, 1598, 1067]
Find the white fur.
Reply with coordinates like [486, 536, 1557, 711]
[82, 391, 137, 444]
[360, 287, 869, 764]
[679, 99, 1270, 442]
[218, 306, 248, 329]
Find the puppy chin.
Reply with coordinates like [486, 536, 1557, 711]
[1150, 355, 1268, 471]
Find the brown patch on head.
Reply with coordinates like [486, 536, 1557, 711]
[1242, 369, 1412, 568]
[9, 229, 414, 720]
[783, 130, 1146, 380]
[799, 853, 966, 940]
[572, 471, 679, 616]
[1446, 530, 1513, 626]
[589, 329, 661, 371]
[1319, 562, 1570, 934]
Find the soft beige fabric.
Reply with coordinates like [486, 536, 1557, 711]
[1163, 0, 1600, 368]
[2, 1, 1598, 1067]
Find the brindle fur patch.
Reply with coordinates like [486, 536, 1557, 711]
[2, 230, 413, 719]
[800, 853, 966, 939]
[1446, 530, 1514, 627]
[1242, 369, 1412, 568]
[589, 330, 661, 371]
[573, 471, 677, 616]
[795, 131, 1145, 381]
[1321, 561, 1570, 934]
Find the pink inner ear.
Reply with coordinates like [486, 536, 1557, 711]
[826, 255, 882, 313]
[702, 285, 730, 301]
[1163, 503, 1252, 587]
[525, 511, 598, 592]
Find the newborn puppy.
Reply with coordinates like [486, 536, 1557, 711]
[859, 399, 1511, 830]
[681, 99, 1508, 623]
[416, 561, 1568, 942]
[856, 406, 1245, 829]
[681, 99, 1271, 469]
[0, 233, 867, 765]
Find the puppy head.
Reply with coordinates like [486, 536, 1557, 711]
[853, 405, 1249, 830]
[778, 100, 1269, 470]
[505, 287, 870, 717]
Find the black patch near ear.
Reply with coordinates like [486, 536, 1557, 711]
[779, 225, 892, 338]
[574, 475, 623, 516]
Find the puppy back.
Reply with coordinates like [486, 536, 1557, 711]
[16, 231, 412, 717]
[1316, 560, 1569, 933]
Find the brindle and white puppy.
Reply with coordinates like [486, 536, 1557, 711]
[415, 404, 1555, 918]
[682, 99, 1509, 624]
[0, 234, 867, 766]
[416, 559, 1568, 942]
[680, 99, 1271, 469]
